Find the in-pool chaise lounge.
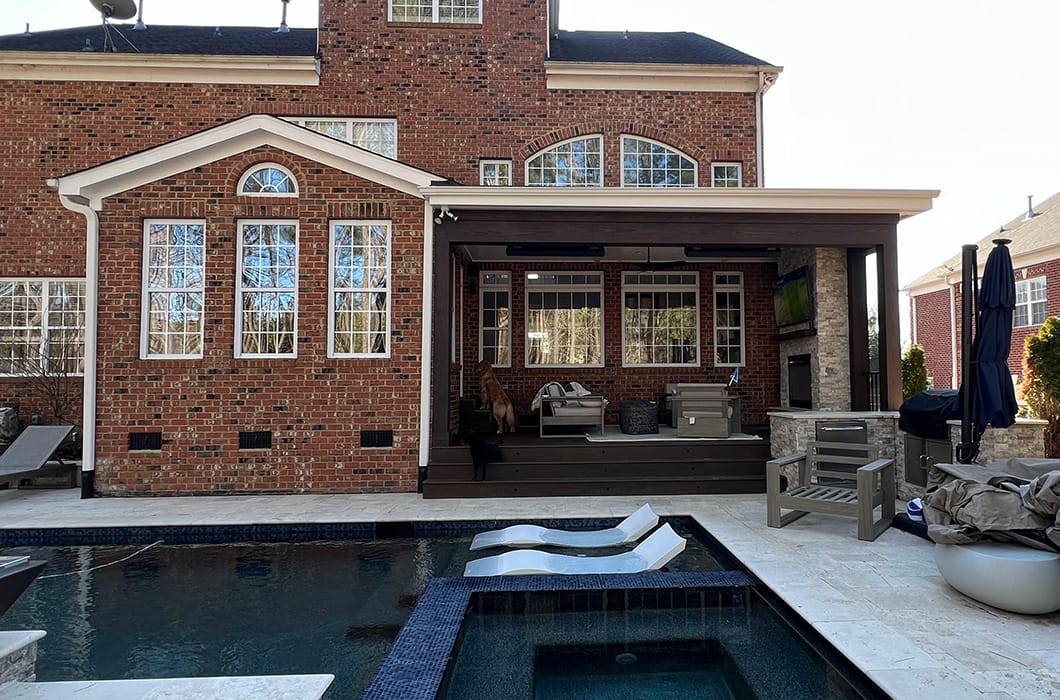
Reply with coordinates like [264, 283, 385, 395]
[463, 523, 685, 576]
[469, 503, 659, 550]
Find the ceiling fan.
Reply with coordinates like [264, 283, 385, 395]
[634, 247, 686, 272]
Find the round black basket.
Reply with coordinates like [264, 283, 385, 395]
[619, 400, 659, 435]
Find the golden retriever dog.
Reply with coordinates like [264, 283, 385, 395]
[476, 360, 516, 434]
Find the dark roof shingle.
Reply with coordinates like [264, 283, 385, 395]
[0, 24, 316, 56]
[548, 30, 771, 66]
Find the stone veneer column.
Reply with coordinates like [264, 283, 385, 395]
[777, 247, 850, 411]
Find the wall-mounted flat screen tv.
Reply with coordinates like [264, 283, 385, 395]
[773, 266, 814, 329]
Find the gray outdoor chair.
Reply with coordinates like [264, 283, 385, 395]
[0, 425, 77, 489]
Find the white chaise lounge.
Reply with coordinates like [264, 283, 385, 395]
[469, 504, 659, 551]
[463, 523, 686, 576]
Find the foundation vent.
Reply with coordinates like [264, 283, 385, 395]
[239, 431, 273, 450]
[129, 432, 163, 451]
[360, 430, 394, 448]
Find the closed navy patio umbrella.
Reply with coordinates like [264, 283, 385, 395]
[959, 239, 1019, 462]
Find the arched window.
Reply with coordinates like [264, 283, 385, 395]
[238, 163, 298, 196]
[526, 136, 603, 187]
[620, 136, 697, 187]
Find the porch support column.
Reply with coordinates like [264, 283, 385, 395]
[847, 248, 870, 410]
[876, 225, 902, 410]
[430, 228, 453, 449]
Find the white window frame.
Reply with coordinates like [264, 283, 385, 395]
[479, 160, 512, 186]
[479, 271, 512, 367]
[140, 220, 206, 360]
[619, 135, 698, 188]
[1015, 276, 1048, 328]
[235, 219, 299, 359]
[621, 272, 700, 367]
[328, 220, 392, 359]
[288, 118, 399, 159]
[714, 271, 745, 367]
[524, 271, 605, 368]
[237, 163, 299, 197]
[711, 162, 743, 188]
[525, 135, 604, 187]
[0, 278, 85, 376]
[388, 0, 482, 24]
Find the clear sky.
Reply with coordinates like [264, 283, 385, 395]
[2, 0, 1058, 293]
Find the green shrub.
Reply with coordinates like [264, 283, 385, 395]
[1021, 317, 1060, 458]
[901, 344, 929, 400]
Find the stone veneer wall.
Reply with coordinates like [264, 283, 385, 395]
[0, 632, 44, 684]
[947, 419, 1047, 464]
[776, 248, 850, 411]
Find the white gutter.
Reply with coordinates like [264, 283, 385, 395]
[418, 203, 435, 471]
[755, 72, 766, 187]
[53, 188, 99, 494]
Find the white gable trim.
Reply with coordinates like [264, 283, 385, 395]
[56, 114, 441, 209]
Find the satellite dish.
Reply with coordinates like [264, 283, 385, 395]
[90, 0, 138, 21]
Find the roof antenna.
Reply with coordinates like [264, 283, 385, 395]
[89, 0, 140, 52]
[276, 0, 291, 33]
[23, 23, 31, 36]
[1025, 194, 1037, 221]
[134, 0, 146, 30]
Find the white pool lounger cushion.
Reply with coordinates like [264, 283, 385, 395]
[464, 523, 686, 576]
[469, 503, 659, 551]
[934, 542, 1060, 615]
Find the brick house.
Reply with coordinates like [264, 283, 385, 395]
[906, 193, 1060, 391]
[0, 0, 935, 497]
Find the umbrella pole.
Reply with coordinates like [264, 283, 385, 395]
[957, 244, 978, 463]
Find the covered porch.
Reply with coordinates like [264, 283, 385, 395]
[421, 188, 936, 497]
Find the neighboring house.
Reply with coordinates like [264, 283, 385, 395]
[906, 193, 1060, 391]
[0, 0, 935, 496]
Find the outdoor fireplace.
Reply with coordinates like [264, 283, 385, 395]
[788, 354, 812, 409]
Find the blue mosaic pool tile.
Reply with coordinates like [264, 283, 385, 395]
[360, 571, 754, 700]
[0, 522, 376, 547]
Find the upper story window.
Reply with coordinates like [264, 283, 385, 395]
[291, 118, 398, 159]
[0, 279, 85, 376]
[1015, 277, 1048, 327]
[711, 163, 742, 188]
[526, 136, 603, 187]
[329, 221, 391, 358]
[390, 0, 481, 23]
[480, 272, 511, 367]
[238, 164, 298, 197]
[237, 221, 298, 358]
[525, 272, 604, 367]
[620, 136, 697, 187]
[622, 272, 699, 366]
[480, 160, 512, 186]
[142, 221, 206, 359]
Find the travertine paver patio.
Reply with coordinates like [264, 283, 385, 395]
[0, 489, 1057, 699]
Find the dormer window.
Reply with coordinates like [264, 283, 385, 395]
[390, 0, 482, 23]
[238, 164, 298, 197]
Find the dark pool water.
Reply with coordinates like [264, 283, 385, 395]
[1, 523, 723, 699]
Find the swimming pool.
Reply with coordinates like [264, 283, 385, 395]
[1, 520, 725, 699]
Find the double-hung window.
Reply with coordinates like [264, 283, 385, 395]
[714, 272, 745, 366]
[142, 220, 206, 358]
[289, 118, 398, 159]
[525, 272, 603, 367]
[389, 0, 481, 23]
[479, 272, 511, 367]
[0, 279, 85, 375]
[620, 136, 697, 187]
[622, 272, 699, 366]
[526, 136, 603, 187]
[1015, 277, 1048, 327]
[237, 221, 298, 358]
[330, 221, 390, 357]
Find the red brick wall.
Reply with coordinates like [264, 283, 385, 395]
[1011, 259, 1060, 384]
[912, 287, 955, 389]
[457, 259, 780, 428]
[90, 146, 425, 494]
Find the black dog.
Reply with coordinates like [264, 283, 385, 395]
[461, 430, 503, 481]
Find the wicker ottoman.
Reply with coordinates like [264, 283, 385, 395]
[619, 400, 659, 435]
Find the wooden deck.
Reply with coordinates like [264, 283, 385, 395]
[423, 428, 771, 498]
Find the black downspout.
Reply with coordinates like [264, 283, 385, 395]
[80, 470, 94, 499]
[957, 244, 978, 463]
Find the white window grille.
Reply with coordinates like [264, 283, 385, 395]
[621, 272, 699, 366]
[711, 163, 742, 188]
[236, 221, 298, 358]
[238, 163, 298, 196]
[714, 272, 745, 366]
[141, 220, 206, 359]
[479, 271, 511, 366]
[620, 136, 697, 187]
[329, 221, 391, 357]
[525, 272, 604, 367]
[0, 279, 85, 375]
[526, 136, 604, 187]
[291, 118, 398, 159]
